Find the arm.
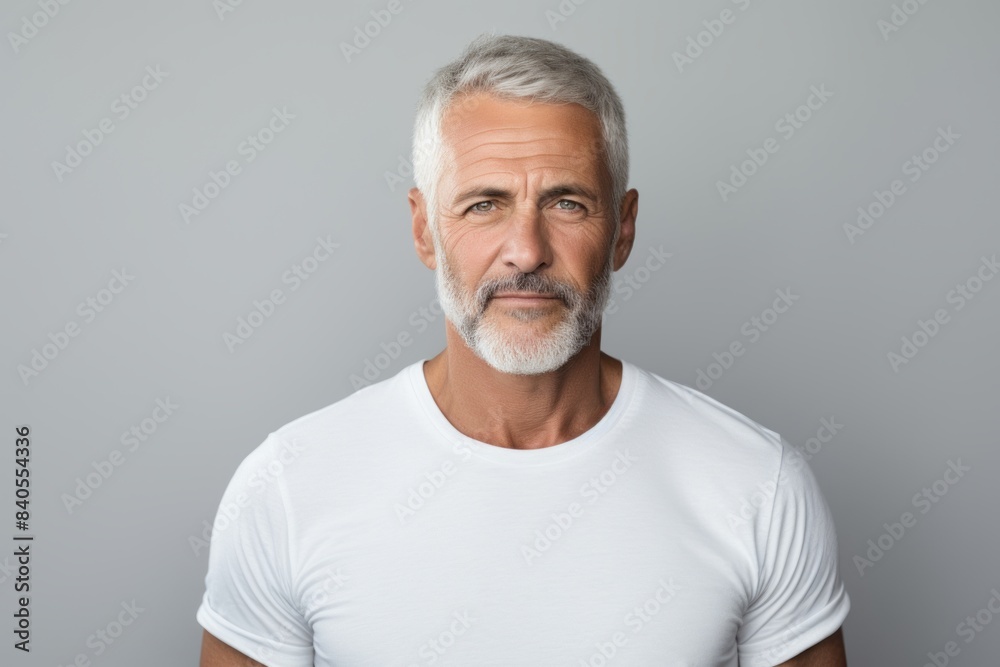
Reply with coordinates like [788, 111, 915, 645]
[776, 627, 847, 667]
[195, 435, 314, 665]
[199, 629, 267, 667]
[737, 437, 851, 665]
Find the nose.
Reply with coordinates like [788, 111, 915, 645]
[499, 204, 552, 274]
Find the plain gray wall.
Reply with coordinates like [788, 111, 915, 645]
[3, 0, 998, 664]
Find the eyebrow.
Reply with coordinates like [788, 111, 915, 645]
[452, 184, 600, 206]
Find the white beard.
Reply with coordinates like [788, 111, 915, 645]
[432, 225, 617, 376]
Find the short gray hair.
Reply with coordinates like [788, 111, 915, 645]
[411, 33, 629, 233]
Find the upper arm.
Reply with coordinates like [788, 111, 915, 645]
[195, 435, 314, 665]
[776, 627, 847, 666]
[200, 629, 267, 667]
[736, 437, 851, 665]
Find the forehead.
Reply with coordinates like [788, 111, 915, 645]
[438, 92, 605, 178]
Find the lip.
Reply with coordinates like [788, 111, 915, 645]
[490, 293, 561, 308]
[492, 292, 558, 299]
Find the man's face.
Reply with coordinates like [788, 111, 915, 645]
[427, 92, 618, 375]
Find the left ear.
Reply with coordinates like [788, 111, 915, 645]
[613, 188, 638, 271]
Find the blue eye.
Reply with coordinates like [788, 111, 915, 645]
[557, 200, 582, 210]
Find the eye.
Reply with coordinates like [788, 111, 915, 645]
[556, 199, 584, 211]
[468, 201, 496, 214]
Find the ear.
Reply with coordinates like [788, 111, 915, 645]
[613, 188, 639, 271]
[409, 187, 437, 270]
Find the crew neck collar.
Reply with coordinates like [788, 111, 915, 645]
[406, 357, 638, 466]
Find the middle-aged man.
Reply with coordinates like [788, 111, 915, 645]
[198, 34, 850, 666]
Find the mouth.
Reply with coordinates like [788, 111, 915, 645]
[491, 292, 561, 306]
[488, 293, 563, 313]
[492, 291, 558, 299]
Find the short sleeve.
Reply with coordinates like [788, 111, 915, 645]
[196, 434, 314, 667]
[736, 436, 850, 666]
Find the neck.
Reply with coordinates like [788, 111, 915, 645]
[422, 322, 623, 450]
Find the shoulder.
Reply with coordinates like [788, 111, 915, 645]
[623, 361, 815, 534]
[223, 361, 421, 496]
[272, 360, 419, 451]
[627, 360, 786, 468]
[281, 364, 413, 436]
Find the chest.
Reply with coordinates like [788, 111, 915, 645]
[295, 467, 753, 666]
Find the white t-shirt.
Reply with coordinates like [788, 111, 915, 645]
[196, 358, 849, 666]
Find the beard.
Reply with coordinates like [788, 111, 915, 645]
[432, 227, 617, 376]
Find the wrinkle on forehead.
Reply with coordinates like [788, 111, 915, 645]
[450, 138, 597, 165]
[438, 94, 609, 202]
[442, 93, 601, 145]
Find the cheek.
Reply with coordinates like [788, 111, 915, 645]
[445, 233, 503, 280]
[566, 240, 613, 281]
[442, 223, 482, 253]
[440, 247, 488, 296]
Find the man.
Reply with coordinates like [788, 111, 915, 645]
[198, 34, 850, 666]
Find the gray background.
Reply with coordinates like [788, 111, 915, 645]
[2, 0, 998, 664]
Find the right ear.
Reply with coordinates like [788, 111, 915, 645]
[409, 187, 437, 270]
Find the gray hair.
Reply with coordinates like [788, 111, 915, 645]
[411, 33, 629, 235]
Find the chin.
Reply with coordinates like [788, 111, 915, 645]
[472, 326, 582, 376]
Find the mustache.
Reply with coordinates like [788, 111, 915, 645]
[477, 273, 576, 308]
